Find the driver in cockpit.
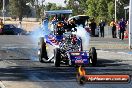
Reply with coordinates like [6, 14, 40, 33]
[56, 21, 65, 35]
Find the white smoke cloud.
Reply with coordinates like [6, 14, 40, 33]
[76, 25, 90, 51]
[31, 22, 51, 44]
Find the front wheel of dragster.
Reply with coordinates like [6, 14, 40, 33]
[54, 48, 61, 67]
[38, 37, 48, 63]
[89, 47, 97, 66]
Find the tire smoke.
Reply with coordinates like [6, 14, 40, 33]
[76, 25, 90, 51]
[31, 21, 51, 43]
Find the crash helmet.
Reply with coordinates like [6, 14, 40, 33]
[57, 22, 64, 28]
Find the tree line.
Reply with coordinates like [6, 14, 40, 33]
[0, 0, 129, 22]
[66, 0, 129, 22]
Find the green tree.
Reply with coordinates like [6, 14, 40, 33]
[116, 0, 129, 20]
[97, 0, 108, 21]
[0, 0, 9, 9]
[9, 0, 32, 21]
[78, 0, 88, 13]
[44, 2, 66, 11]
[66, 0, 87, 15]
[86, 0, 98, 17]
[0, 0, 3, 10]
[86, 0, 129, 23]
[66, 0, 80, 15]
[108, 1, 114, 20]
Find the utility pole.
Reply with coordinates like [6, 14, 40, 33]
[42, 0, 45, 16]
[115, 0, 117, 22]
[129, 0, 132, 49]
[40, 0, 45, 21]
[2, 0, 5, 24]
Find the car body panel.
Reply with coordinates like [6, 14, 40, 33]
[69, 51, 89, 65]
[45, 34, 62, 46]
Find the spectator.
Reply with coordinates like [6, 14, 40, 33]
[99, 20, 105, 37]
[0, 18, 4, 33]
[110, 19, 116, 38]
[119, 18, 126, 40]
[89, 18, 97, 37]
[18, 21, 22, 29]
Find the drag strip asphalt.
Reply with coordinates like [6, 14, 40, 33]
[0, 35, 132, 88]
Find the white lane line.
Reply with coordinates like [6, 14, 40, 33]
[1, 47, 31, 49]
[4, 44, 36, 46]
[1, 44, 38, 49]
[98, 50, 109, 53]
[118, 52, 132, 56]
[117, 52, 127, 54]
[98, 50, 132, 56]
[0, 81, 6, 88]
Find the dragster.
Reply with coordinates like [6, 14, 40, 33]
[38, 10, 97, 67]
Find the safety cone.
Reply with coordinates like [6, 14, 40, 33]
[124, 30, 128, 38]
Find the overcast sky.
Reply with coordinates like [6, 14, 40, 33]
[39, 0, 65, 6]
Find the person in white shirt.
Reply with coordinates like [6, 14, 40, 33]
[18, 21, 22, 28]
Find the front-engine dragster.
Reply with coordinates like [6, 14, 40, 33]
[38, 10, 97, 67]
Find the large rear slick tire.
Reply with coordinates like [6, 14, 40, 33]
[89, 47, 97, 66]
[54, 48, 61, 67]
[38, 37, 48, 63]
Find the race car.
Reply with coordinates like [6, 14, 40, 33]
[38, 31, 97, 67]
[38, 10, 97, 67]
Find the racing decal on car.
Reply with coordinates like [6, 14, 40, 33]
[46, 35, 60, 45]
[75, 59, 84, 64]
[70, 52, 80, 56]
[75, 56, 83, 64]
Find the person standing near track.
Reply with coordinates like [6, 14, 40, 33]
[119, 18, 126, 40]
[0, 18, 4, 34]
[99, 20, 105, 37]
[89, 18, 97, 37]
[110, 19, 117, 38]
[18, 21, 22, 29]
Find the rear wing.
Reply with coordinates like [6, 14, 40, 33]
[68, 15, 89, 21]
[68, 15, 89, 27]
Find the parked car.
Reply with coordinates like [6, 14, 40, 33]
[1, 24, 26, 35]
